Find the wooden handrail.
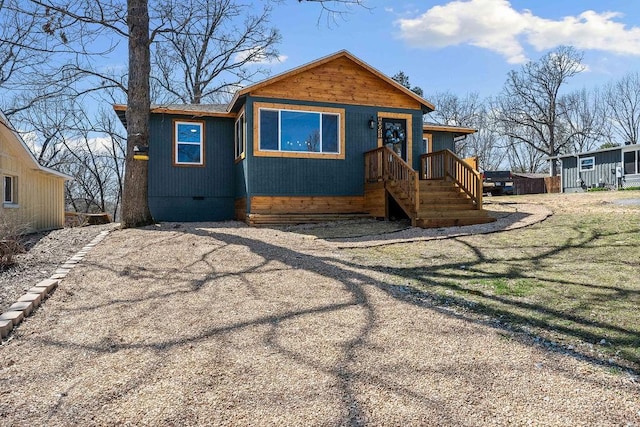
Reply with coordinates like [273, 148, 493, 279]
[420, 149, 483, 208]
[365, 147, 419, 214]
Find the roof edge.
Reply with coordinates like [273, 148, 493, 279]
[548, 143, 638, 160]
[423, 124, 476, 134]
[0, 110, 73, 181]
[113, 104, 235, 118]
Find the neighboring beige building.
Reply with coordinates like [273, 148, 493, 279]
[1, 111, 72, 232]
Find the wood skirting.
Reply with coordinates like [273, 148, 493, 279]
[244, 195, 368, 226]
[234, 197, 247, 221]
[364, 182, 386, 218]
[249, 196, 366, 215]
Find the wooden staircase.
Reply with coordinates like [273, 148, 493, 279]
[365, 147, 496, 228]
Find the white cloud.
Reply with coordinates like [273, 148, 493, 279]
[396, 0, 640, 63]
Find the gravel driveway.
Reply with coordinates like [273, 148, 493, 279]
[1, 219, 639, 426]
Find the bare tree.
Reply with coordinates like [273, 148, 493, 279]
[427, 91, 482, 127]
[151, 0, 280, 104]
[298, 0, 367, 26]
[561, 87, 609, 153]
[94, 109, 127, 220]
[505, 134, 548, 173]
[425, 91, 506, 169]
[468, 115, 508, 171]
[604, 72, 640, 146]
[495, 46, 585, 175]
[0, 2, 40, 87]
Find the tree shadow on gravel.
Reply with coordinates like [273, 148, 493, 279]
[34, 224, 639, 425]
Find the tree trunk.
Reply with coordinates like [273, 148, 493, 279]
[550, 158, 558, 177]
[121, 0, 153, 228]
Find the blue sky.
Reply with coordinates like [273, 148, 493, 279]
[264, 0, 640, 99]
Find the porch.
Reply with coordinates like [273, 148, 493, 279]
[364, 147, 495, 228]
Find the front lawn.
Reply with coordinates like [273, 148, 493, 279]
[344, 191, 640, 372]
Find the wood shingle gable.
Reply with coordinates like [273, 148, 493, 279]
[230, 50, 435, 112]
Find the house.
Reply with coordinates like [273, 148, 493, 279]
[551, 144, 640, 192]
[114, 50, 494, 228]
[0, 111, 72, 232]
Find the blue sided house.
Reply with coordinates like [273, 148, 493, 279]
[551, 143, 640, 192]
[115, 51, 494, 228]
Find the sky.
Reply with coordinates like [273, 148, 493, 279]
[263, 0, 640, 100]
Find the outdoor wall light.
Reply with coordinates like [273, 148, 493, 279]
[133, 144, 149, 161]
[368, 116, 376, 129]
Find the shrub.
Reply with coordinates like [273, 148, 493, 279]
[0, 216, 27, 269]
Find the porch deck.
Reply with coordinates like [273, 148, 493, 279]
[364, 147, 495, 228]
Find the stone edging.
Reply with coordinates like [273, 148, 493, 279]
[0, 229, 111, 339]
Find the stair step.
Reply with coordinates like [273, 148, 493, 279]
[419, 186, 460, 194]
[420, 195, 470, 203]
[419, 204, 475, 213]
[417, 209, 491, 219]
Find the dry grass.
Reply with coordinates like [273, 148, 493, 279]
[0, 193, 639, 426]
[346, 191, 640, 371]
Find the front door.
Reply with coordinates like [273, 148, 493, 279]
[382, 118, 407, 162]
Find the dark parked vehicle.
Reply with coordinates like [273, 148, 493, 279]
[482, 170, 514, 196]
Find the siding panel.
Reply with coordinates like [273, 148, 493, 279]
[246, 99, 382, 197]
[1, 141, 66, 231]
[148, 114, 236, 221]
[251, 56, 422, 110]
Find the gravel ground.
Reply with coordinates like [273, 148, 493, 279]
[0, 201, 638, 426]
[0, 224, 118, 313]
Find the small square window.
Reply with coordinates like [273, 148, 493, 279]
[174, 120, 204, 166]
[579, 157, 595, 172]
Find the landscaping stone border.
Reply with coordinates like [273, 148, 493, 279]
[0, 229, 111, 339]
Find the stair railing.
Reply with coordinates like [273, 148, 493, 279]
[420, 149, 483, 208]
[365, 146, 419, 214]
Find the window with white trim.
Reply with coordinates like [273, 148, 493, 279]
[259, 108, 340, 154]
[3, 175, 16, 205]
[235, 111, 245, 160]
[174, 120, 204, 166]
[579, 156, 595, 172]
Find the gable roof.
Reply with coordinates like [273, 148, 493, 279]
[0, 111, 73, 180]
[229, 50, 435, 113]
